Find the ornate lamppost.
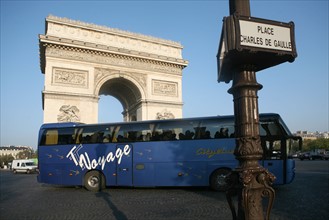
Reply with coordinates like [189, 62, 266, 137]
[217, 1, 297, 219]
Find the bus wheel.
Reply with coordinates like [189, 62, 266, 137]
[84, 171, 105, 192]
[210, 169, 231, 191]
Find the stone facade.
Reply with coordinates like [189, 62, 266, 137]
[0, 146, 33, 159]
[39, 15, 188, 123]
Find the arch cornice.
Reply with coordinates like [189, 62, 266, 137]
[39, 37, 188, 75]
[46, 15, 183, 49]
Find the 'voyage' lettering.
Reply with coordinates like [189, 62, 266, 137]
[66, 144, 131, 171]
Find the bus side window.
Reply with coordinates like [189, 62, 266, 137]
[80, 126, 105, 144]
[57, 128, 77, 145]
[130, 123, 153, 141]
[260, 121, 283, 136]
[155, 120, 197, 141]
[102, 134, 111, 143]
[194, 127, 210, 139]
[259, 120, 285, 160]
[214, 128, 229, 138]
[44, 129, 58, 145]
[99, 126, 113, 143]
[177, 121, 198, 140]
[76, 134, 82, 144]
[114, 125, 130, 142]
[264, 140, 282, 159]
[200, 119, 235, 139]
[90, 133, 99, 143]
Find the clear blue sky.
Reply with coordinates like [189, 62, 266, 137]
[1, 0, 328, 149]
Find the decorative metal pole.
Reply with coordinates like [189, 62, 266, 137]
[225, 1, 276, 219]
[217, 0, 297, 218]
[226, 68, 276, 220]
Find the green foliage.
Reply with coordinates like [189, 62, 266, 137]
[0, 155, 15, 168]
[302, 138, 329, 151]
[16, 150, 37, 159]
[0, 149, 37, 168]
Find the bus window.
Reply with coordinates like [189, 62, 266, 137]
[179, 120, 199, 140]
[200, 119, 235, 139]
[40, 128, 79, 145]
[80, 126, 107, 144]
[75, 128, 83, 144]
[155, 120, 199, 141]
[260, 121, 283, 136]
[115, 123, 153, 142]
[127, 123, 152, 142]
[264, 140, 282, 159]
[101, 126, 113, 143]
[42, 129, 58, 145]
[260, 120, 285, 160]
[286, 138, 301, 156]
[113, 124, 130, 142]
[57, 128, 76, 145]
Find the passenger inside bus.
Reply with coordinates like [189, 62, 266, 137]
[215, 128, 229, 138]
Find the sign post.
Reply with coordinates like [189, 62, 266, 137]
[218, 14, 297, 83]
[217, 1, 297, 219]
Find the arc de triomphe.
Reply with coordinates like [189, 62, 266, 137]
[39, 15, 188, 123]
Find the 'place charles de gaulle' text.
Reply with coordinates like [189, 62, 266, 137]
[240, 25, 292, 50]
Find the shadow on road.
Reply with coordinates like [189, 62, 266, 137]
[95, 191, 128, 220]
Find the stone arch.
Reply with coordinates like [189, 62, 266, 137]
[96, 73, 146, 121]
[39, 15, 188, 124]
[94, 71, 146, 101]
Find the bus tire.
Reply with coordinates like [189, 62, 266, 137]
[210, 168, 231, 191]
[84, 170, 106, 192]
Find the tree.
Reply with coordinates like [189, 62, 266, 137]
[17, 150, 29, 159]
[16, 149, 37, 159]
[0, 155, 15, 168]
[303, 138, 329, 151]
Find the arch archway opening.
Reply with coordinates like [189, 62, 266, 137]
[98, 95, 124, 123]
[98, 77, 142, 122]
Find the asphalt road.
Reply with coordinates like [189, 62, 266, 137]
[0, 160, 328, 220]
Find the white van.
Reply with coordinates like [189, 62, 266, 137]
[11, 159, 38, 174]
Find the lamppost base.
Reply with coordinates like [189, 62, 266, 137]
[226, 167, 276, 220]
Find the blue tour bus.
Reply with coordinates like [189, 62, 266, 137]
[37, 113, 301, 191]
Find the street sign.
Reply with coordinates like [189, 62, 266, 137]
[217, 14, 297, 83]
[240, 20, 293, 52]
[238, 19, 293, 52]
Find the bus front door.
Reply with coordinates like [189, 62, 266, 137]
[116, 144, 133, 186]
[262, 140, 284, 185]
[262, 160, 284, 185]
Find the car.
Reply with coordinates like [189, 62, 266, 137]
[323, 151, 329, 160]
[298, 152, 328, 160]
[310, 154, 324, 160]
[11, 159, 38, 174]
[288, 153, 299, 159]
[298, 152, 311, 160]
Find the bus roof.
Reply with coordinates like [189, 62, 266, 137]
[39, 113, 282, 129]
[40, 122, 83, 129]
